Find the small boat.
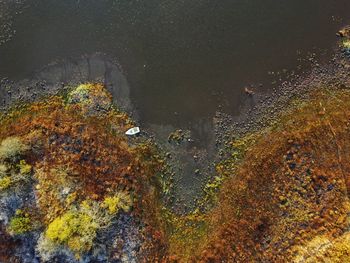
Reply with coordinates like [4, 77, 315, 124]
[125, 127, 140, 136]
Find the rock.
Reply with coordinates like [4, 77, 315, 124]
[337, 26, 350, 38]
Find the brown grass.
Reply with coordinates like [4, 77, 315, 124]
[193, 89, 350, 262]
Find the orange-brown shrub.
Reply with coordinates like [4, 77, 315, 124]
[0, 86, 168, 260]
[194, 89, 350, 262]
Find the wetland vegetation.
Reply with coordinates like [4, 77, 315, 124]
[1, 1, 350, 262]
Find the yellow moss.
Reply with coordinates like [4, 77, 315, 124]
[80, 199, 92, 210]
[343, 39, 350, 49]
[103, 191, 132, 214]
[46, 212, 74, 242]
[293, 232, 350, 262]
[162, 207, 208, 261]
[18, 160, 32, 175]
[65, 192, 77, 206]
[0, 136, 28, 160]
[46, 210, 99, 254]
[0, 176, 11, 190]
[67, 83, 112, 115]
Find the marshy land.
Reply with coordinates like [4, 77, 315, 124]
[1, 1, 350, 262]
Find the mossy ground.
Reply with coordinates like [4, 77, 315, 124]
[0, 83, 167, 261]
[186, 87, 350, 262]
[148, 81, 350, 262]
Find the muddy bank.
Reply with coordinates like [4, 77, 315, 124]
[222, 46, 350, 139]
[0, 53, 133, 113]
[0, 51, 221, 213]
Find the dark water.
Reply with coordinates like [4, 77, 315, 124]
[0, 0, 350, 128]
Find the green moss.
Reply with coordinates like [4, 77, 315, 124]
[9, 210, 32, 234]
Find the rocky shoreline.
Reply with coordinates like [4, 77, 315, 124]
[1, 27, 350, 215]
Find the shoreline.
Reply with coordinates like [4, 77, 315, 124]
[0, 23, 350, 261]
[0, 33, 349, 214]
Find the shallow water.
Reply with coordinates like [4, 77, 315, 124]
[0, 0, 350, 128]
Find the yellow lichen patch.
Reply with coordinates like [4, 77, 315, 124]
[292, 232, 350, 262]
[0, 176, 11, 190]
[0, 151, 32, 192]
[18, 160, 31, 175]
[0, 136, 28, 160]
[46, 210, 99, 255]
[0, 164, 8, 175]
[103, 191, 132, 214]
[342, 39, 350, 49]
[67, 83, 112, 115]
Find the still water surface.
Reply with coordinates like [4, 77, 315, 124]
[0, 0, 350, 128]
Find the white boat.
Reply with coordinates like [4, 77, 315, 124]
[125, 127, 140, 136]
